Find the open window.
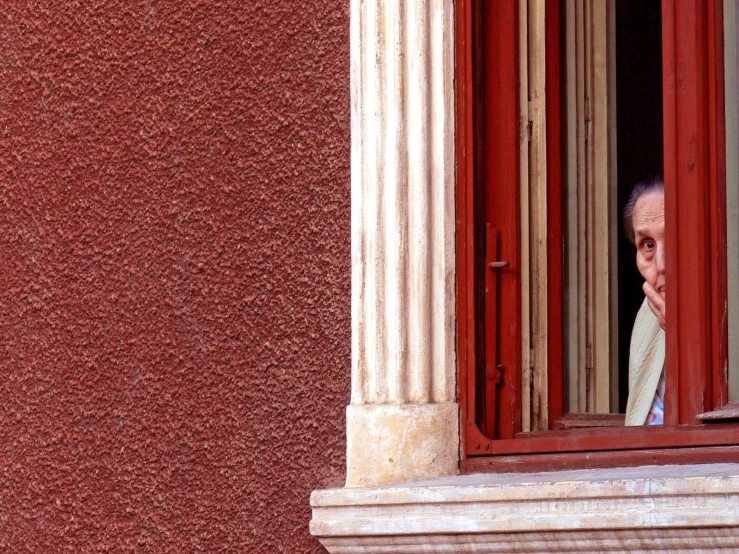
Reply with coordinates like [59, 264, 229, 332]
[457, 0, 739, 469]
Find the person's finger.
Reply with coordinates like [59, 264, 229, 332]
[646, 300, 666, 329]
[650, 288, 665, 314]
[642, 280, 657, 297]
[643, 282, 665, 310]
[644, 282, 666, 329]
[646, 296, 659, 318]
[646, 296, 664, 321]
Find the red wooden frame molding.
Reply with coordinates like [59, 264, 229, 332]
[456, 0, 521, 459]
[462, 445, 739, 474]
[456, 0, 476, 462]
[662, 0, 728, 425]
[546, 0, 565, 429]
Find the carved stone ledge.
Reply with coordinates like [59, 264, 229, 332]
[311, 463, 739, 553]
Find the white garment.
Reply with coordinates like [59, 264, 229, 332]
[624, 297, 665, 426]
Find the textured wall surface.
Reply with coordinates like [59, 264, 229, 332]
[0, 2, 350, 552]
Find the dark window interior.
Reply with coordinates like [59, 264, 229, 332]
[616, 0, 663, 412]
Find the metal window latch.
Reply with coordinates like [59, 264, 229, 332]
[488, 261, 510, 269]
[486, 365, 503, 385]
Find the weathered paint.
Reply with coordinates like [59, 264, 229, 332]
[312, 462, 739, 553]
[0, 2, 350, 552]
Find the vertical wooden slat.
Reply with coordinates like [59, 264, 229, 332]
[520, 0, 532, 433]
[460, 0, 521, 454]
[707, 0, 728, 411]
[663, 0, 714, 425]
[485, 0, 522, 440]
[585, 0, 595, 413]
[455, 0, 475, 459]
[676, 0, 712, 422]
[529, 0, 549, 431]
[575, 0, 588, 413]
[607, 0, 619, 413]
[564, 0, 580, 413]
[546, 0, 565, 425]
[592, 0, 611, 413]
[725, 0, 739, 403]
[661, 0, 679, 427]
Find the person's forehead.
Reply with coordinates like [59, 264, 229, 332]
[634, 192, 664, 217]
[633, 192, 664, 235]
[635, 189, 664, 206]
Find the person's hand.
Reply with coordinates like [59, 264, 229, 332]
[643, 281, 665, 330]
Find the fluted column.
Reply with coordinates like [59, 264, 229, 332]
[347, 0, 457, 487]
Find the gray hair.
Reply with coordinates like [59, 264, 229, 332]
[623, 176, 664, 244]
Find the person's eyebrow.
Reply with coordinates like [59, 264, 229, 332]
[634, 227, 651, 239]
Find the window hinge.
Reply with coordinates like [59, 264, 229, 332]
[585, 345, 594, 393]
[529, 348, 535, 391]
[527, 101, 533, 142]
[586, 345, 594, 369]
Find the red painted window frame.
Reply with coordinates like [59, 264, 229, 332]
[457, 0, 734, 470]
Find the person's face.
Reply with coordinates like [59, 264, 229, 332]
[633, 190, 665, 299]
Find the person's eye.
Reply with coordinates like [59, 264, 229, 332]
[643, 240, 655, 250]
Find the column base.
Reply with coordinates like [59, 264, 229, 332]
[345, 402, 459, 487]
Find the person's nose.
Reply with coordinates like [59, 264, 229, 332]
[656, 240, 666, 275]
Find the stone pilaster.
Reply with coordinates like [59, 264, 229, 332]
[347, 0, 458, 487]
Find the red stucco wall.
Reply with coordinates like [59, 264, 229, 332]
[0, 2, 349, 552]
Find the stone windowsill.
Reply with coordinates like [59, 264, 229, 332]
[310, 463, 739, 553]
